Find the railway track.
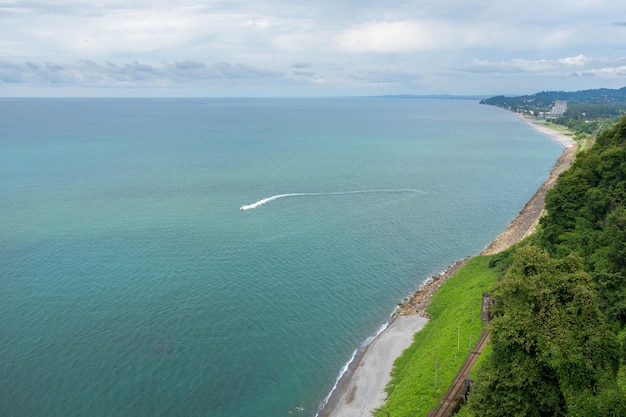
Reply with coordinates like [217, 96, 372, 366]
[427, 330, 490, 417]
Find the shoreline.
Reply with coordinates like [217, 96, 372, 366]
[481, 114, 577, 255]
[515, 113, 576, 148]
[315, 315, 429, 417]
[316, 115, 578, 417]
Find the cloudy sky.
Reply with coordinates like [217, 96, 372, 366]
[2, 0, 626, 96]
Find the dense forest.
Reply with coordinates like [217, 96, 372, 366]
[480, 87, 626, 114]
[465, 114, 626, 416]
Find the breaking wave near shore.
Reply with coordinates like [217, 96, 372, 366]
[240, 189, 425, 211]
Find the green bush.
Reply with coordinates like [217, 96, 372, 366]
[467, 246, 624, 417]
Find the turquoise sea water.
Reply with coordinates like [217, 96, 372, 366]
[0, 98, 562, 417]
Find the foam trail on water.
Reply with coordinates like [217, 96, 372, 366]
[240, 193, 307, 211]
[240, 189, 424, 211]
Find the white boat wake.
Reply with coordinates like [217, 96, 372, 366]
[240, 189, 424, 211]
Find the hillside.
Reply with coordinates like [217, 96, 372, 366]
[480, 87, 626, 113]
[464, 114, 626, 417]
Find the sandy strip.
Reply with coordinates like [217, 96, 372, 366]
[317, 316, 429, 417]
[515, 113, 576, 148]
[318, 113, 578, 417]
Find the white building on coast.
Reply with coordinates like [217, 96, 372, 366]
[545, 100, 568, 118]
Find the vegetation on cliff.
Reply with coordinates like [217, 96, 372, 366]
[467, 247, 625, 416]
[465, 114, 626, 416]
[377, 105, 626, 417]
[534, 115, 626, 326]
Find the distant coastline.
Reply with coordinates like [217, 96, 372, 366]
[317, 112, 578, 417]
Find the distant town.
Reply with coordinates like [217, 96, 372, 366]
[480, 86, 626, 117]
[480, 87, 626, 141]
[542, 100, 568, 119]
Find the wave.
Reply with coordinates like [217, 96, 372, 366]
[240, 189, 424, 211]
[314, 320, 392, 417]
[315, 348, 358, 416]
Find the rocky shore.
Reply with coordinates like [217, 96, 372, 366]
[320, 115, 579, 417]
[394, 116, 578, 318]
[393, 258, 470, 317]
[480, 142, 577, 255]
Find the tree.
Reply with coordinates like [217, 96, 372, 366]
[468, 246, 625, 417]
[536, 114, 626, 326]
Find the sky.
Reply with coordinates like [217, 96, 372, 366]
[1, 0, 626, 97]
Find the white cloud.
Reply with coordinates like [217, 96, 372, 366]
[335, 19, 507, 53]
[334, 16, 597, 55]
[468, 55, 583, 73]
[557, 55, 588, 66]
[466, 55, 626, 82]
[0, 2, 309, 58]
[573, 66, 626, 78]
[338, 20, 439, 53]
[2, 0, 626, 95]
[0, 59, 284, 86]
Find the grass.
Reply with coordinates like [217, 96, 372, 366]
[373, 255, 499, 417]
[543, 121, 574, 136]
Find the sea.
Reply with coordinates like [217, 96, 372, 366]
[0, 97, 562, 417]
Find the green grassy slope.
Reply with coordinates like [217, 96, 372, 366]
[374, 256, 500, 417]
